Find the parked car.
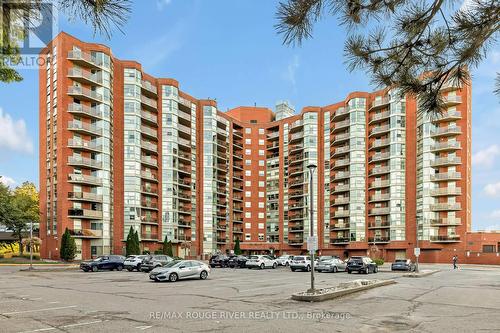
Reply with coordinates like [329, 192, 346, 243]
[209, 254, 230, 268]
[245, 255, 278, 269]
[227, 255, 248, 268]
[290, 255, 312, 272]
[276, 255, 294, 267]
[391, 259, 416, 271]
[315, 255, 337, 264]
[80, 255, 125, 272]
[346, 256, 378, 274]
[315, 258, 347, 273]
[149, 260, 211, 282]
[140, 255, 173, 272]
[124, 255, 148, 271]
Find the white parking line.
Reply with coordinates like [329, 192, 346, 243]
[18, 320, 103, 333]
[18, 328, 55, 332]
[2, 305, 77, 315]
[136, 326, 153, 330]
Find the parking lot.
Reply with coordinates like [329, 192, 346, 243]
[1, 263, 500, 332]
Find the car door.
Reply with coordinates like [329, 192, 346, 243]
[178, 261, 193, 278]
[100, 256, 110, 269]
[337, 259, 347, 270]
[263, 256, 271, 267]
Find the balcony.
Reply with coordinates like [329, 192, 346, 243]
[141, 186, 159, 196]
[430, 218, 462, 226]
[430, 141, 461, 152]
[332, 119, 350, 132]
[333, 184, 350, 193]
[141, 233, 159, 241]
[368, 222, 390, 229]
[141, 96, 157, 110]
[330, 238, 350, 244]
[368, 207, 390, 215]
[67, 139, 102, 152]
[68, 103, 103, 119]
[67, 86, 103, 102]
[68, 173, 102, 186]
[140, 111, 158, 124]
[430, 172, 461, 182]
[178, 137, 191, 148]
[68, 156, 102, 169]
[434, 110, 461, 121]
[290, 132, 304, 142]
[332, 132, 350, 145]
[369, 166, 390, 176]
[334, 210, 350, 218]
[430, 187, 462, 196]
[289, 213, 306, 221]
[140, 217, 158, 225]
[68, 192, 103, 202]
[67, 209, 103, 219]
[290, 120, 303, 131]
[140, 171, 158, 182]
[68, 121, 103, 136]
[430, 235, 461, 242]
[141, 141, 158, 153]
[430, 203, 461, 211]
[332, 158, 350, 169]
[288, 238, 304, 245]
[369, 125, 390, 136]
[369, 194, 390, 202]
[431, 156, 461, 167]
[141, 156, 158, 167]
[141, 125, 157, 139]
[68, 229, 103, 238]
[370, 139, 390, 150]
[332, 197, 349, 205]
[216, 238, 226, 244]
[67, 50, 101, 68]
[430, 126, 462, 137]
[178, 123, 191, 135]
[331, 223, 350, 230]
[141, 80, 158, 96]
[368, 237, 390, 243]
[369, 111, 390, 123]
[333, 145, 350, 156]
[369, 152, 390, 162]
[370, 97, 390, 110]
[333, 172, 350, 181]
[289, 226, 304, 232]
[67, 68, 103, 86]
[369, 180, 390, 189]
[443, 95, 462, 106]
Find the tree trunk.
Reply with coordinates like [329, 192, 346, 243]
[18, 233, 23, 255]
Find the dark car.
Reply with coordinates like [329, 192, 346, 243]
[209, 255, 229, 268]
[80, 255, 125, 272]
[346, 256, 378, 274]
[140, 255, 174, 272]
[391, 259, 416, 271]
[227, 255, 248, 268]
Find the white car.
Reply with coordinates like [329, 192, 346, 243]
[276, 255, 294, 267]
[246, 255, 278, 269]
[124, 255, 148, 271]
[290, 255, 312, 272]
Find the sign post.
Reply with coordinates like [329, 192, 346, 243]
[307, 164, 317, 293]
[414, 247, 420, 272]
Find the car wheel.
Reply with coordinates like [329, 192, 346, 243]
[347, 270, 352, 274]
[200, 270, 208, 280]
[285, 262, 289, 267]
[333, 266, 338, 273]
[307, 265, 311, 272]
[291, 268, 295, 272]
[169, 273, 178, 282]
[374, 266, 378, 273]
[364, 267, 369, 274]
[272, 263, 277, 269]
[117, 265, 123, 271]
[126, 267, 133, 272]
[260, 263, 265, 270]
[210, 264, 215, 268]
[92, 266, 98, 272]
[82, 268, 88, 272]
[137, 264, 141, 272]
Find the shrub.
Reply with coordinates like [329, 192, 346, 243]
[154, 249, 163, 255]
[173, 256, 182, 260]
[60, 228, 76, 261]
[373, 258, 384, 266]
[142, 250, 150, 255]
[0, 254, 4, 259]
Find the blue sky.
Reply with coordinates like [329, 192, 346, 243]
[0, 0, 499, 230]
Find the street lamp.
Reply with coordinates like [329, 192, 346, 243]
[307, 163, 317, 293]
[29, 219, 33, 271]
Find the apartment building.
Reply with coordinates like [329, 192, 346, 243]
[39, 32, 499, 264]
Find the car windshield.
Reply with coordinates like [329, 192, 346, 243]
[395, 259, 406, 263]
[294, 256, 305, 260]
[125, 256, 136, 260]
[278, 256, 288, 259]
[249, 256, 260, 259]
[319, 256, 333, 261]
[163, 260, 182, 268]
[93, 257, 105, 262]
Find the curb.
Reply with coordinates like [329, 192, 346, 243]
[291, 279, 397, 302]
[402, 270, 439, 278]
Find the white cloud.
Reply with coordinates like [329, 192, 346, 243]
[0, 175, 16, 188]
[484, 182, 500, 197]
[0, 108, 33, 154]
[156, 0, 172, 11]
[283, 55, 300, 91]
[489, 210, 500, 219]
[472, 145, 500, 169]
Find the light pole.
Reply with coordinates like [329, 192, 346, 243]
[415, 214, 420, 273]
[29, 220, 33, 271]
[307, 163, 317, 293]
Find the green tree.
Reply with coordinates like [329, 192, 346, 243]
[1, 0, 131, 82]
[276, 0, 500, 115]
[0, 181, 39, 254]
[162, 235, 169, 255]
[133, 230, 141, 255]
[125, 226, 135, 257]
[234, 238, 242, 255]
[60, 228, 76, 261]
[165, 239, 174, 257]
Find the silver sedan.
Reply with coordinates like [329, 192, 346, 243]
[149, 260, 211, 282]
[315, 258, 347, 273]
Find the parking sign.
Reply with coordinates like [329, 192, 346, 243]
[307, 236, 318, 252]
[414, 248, 420, 257]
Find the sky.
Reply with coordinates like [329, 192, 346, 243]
[0, 0, 499, 231]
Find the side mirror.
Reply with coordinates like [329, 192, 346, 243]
[179, 266, 186, 269]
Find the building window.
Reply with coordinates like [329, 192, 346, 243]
[245, 170, 251, 176]
[258, 213, 264, 219]
[245, 212, 252, 218]
[245, 202, 251, 208]
[245, 128, 251, 134]
[245, 149, 251, 155]
[258, 223, 264, 229]
[245, 234, 251, 240]
[245, 159, 251, 165]
[483, 245, 496, 253]
[258, 128, 265, 135]
[245, 181, 251, 186]
[245, 191, 251, 197]
[258, 202, 264, 208]
[259, 160, 265, 166]
[258, 150, 264, 156]
[258, 170, 265, 176]
[258, 191, 264, 198]
[258, 233, 264, 241]
[245, 223, 251, 229]
[245, 138, 251, 144]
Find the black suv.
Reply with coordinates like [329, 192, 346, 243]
[346, 256, 378, 274]
[227, 255, 248, 268]
[209, 255, 229, 268]
[140, 255, 173, 272]
[80, 255, 125, 272]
